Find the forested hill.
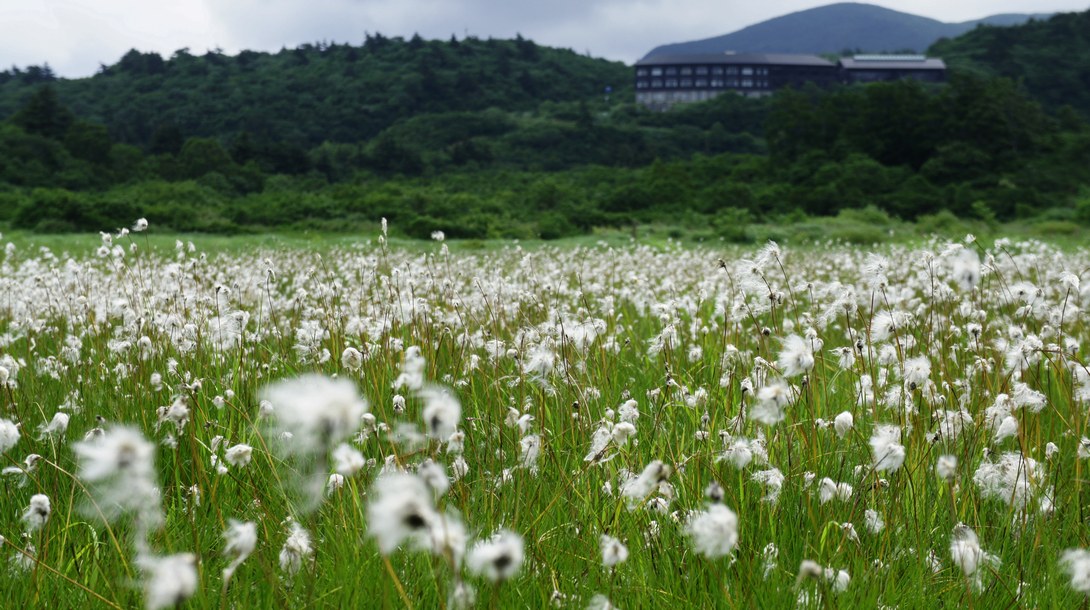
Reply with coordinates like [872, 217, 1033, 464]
[930, 11, 1090, 117]
[0, 35, 631, 147]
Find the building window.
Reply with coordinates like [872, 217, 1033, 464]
[651, 79, 662, 88]
[726, 78, 738, 87]
[636, 68, 648, 77]
[637, 81, 649, 89]
[695, 78, 707, 88]
[756, 67, 768, 76]
[726, 66, 738, 75]
[665, 78, 678, 88]
[742, 67, 753, 76]
[680, 78, 692, 87]
[651, 67, 662, 76]
[695, 66, 708, 75]
[711, 66, 724, 75]
[741, 78, 753, 87]
[710, 78, 723, 88]
[664, 67, 678, 76]
[680, 66, 692, 75]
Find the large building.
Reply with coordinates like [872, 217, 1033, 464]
[634, 53, 837, 110]
[839, 55, 947, 84]
[635, 53, 946, 110]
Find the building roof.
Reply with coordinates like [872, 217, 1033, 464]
[838, 56, 946, 70]
[636, 53, 835, 68]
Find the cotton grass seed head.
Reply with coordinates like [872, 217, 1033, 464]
[138, 552, 198, 610]
[686, 503, 739, 559]
[467, 529, 525, 582]
[260, 374, 369, 452]
[367, 472, 439, 555]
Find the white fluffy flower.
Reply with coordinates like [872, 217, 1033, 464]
[73, 427, 162, 532]
[0, 418, 20, 453]
[261, 374, 369, 452]
[332, 443, 366, 477]
[777, 334, 814, 378]
[686, 504, 739, 559]
[279, 521, 314, 577]
[138, 552, 198, 610]
[949, 524, 999, 590]
[833, 411, 854, 439]
[819, 478, 853, 504]
[468, 530, 525, 582]
[750, 381, 792, 426]
[22, 494, 51, 531]
[936, 455, 958, 481]
[419, 385, 461, 440]
[621, 460, 671, 504]
[224, 443, 253, 468]
[37, 412, 69, 440]
[600, 534, 628, 568]
[222, 520, 258, 584]
[367, 473, 439, 555]
[870, 425, 905, 472]
[1060, 549, 1090, 594]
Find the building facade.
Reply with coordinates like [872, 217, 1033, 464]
[838, 55, 947, 84]
[634, 53, 837, 110]
[635, 52, 946, 110]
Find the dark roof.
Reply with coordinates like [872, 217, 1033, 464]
[636, 53, 835, 67]
[839, 56, 946, 70]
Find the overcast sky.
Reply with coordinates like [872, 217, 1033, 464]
[2, 1, 1086, 77]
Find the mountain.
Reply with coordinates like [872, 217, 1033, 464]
[930, 10, 1090, 116]
[643, 3, 1052, 58]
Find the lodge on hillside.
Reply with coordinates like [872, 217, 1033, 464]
[634, 53, 946, 110]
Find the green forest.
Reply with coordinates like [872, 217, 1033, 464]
[2, 12, 1090, 240]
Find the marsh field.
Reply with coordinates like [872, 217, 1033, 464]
[2, 225, 1090, 609]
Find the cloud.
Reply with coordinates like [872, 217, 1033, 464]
[0, 0, 1083, 77]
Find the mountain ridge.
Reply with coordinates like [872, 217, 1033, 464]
[644, 3, 1053, 58]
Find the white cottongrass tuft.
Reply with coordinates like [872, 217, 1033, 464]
[419, 385, 462, 440]
[260, 374, 369, 451]
[818, 478, 853, 504]
[621, 460, 671, 504]
[1060, 549, 1090, 594]
[0, 418, 20, 453]
[467, 530, 525, 582]
[973, 451, 1043, 511]
[936, 455, 958, 481]
[260, 374, 369, 510]
[279, 521, 314, 577]
[869, 425, 906, 472]
[949, 524, 999, 590]
[833, 411, 854, 439]
[750, 380, 792, 426]
[37, 412, 69, 440]
[777, 334, 815, 378]
[22, 494, 51, 532]
[222, 520, 258, 585]
[73, 426, 162, 537]
[332, 443, 366, 477]
[686, 503, 739, 559]
[367, 472, 439, 555]
[224, 443, 253, 468]
[138, 552, 198, 610]
[600, 534, 629, 568]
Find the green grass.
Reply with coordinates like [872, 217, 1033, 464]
[0, 232, 1088, 608]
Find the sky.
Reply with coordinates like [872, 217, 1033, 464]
[1, 0, 1086, 78]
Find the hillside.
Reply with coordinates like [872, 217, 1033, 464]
[644, 3, 1050, 57]
[0, 35, 631, 148]
[930, 10, 1090, 116]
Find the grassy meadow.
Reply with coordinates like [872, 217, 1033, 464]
[1, 225, 1090, 608]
